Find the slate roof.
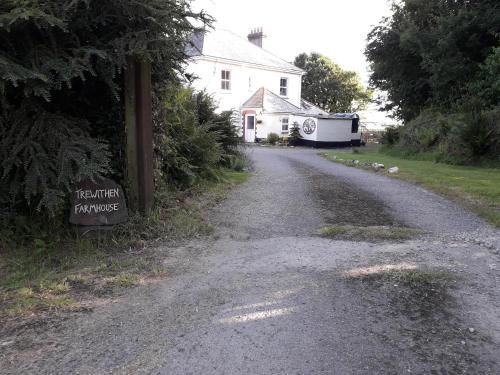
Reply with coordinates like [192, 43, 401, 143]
[242, 88, 301, 113]
[299, 99, 330, 116]
[325, 113, 359, 119]
[186, 29, 304, 74]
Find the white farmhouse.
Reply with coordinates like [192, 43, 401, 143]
[186, 28, 361, 147]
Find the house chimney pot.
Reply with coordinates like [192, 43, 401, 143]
[248, 27, 266, 48]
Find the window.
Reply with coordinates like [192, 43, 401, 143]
[221, 70, 231, 90]
[246, 115, 255, 129]
[351, 118, 359, 133]
[280, 78, 288, 96]
[281, 117, 289, 132]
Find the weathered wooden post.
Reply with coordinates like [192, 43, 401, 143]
[125, 57, 139, 212]
[125, 58, 154, 214]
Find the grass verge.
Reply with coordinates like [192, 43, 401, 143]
[0, 169, 250, 321]
[321, 148, 500, 228]
[319, 225, 421, 242]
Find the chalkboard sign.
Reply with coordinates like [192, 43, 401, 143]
[69, 178, 128, 226]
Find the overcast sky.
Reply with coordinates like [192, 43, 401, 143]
[192, 0, 394, 84]
[191, 0, 398, 126]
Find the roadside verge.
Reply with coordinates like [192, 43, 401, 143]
[321, 149, 500, 228]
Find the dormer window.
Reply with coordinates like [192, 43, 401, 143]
[221, 70, 231, 90]
[280, 78, 288, 96]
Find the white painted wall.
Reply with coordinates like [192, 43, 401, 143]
[289, 116, 360, 143]
[317, 119, 353, 142]
[187, 57, 302, 112]
[291, 115, 318, 142]
[256, 114, 290, 139]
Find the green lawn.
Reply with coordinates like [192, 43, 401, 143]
[321, 148, 500, 228]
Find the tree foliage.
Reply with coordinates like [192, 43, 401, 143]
[0, 0, 210, 216]
[366, 0, 500, 122]
[0, 102, 111, 217]
[294, 52, 371, 113]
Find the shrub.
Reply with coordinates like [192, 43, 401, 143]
[155, 86, 221, 188]
[460, 108, 500, 160]
[398, 110, 449, 152]
[193, 93, 241, 161]
[154, 86, 243, 188]
[381, 126, 401, 145]
[288, 122, 303, 146]
[383, 107, 500, 165]
[441, 107, 500, 164]
[267, 133, 281, 145]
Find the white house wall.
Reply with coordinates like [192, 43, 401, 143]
[187, 58, 302, 112]
[256, 114, 289, 139]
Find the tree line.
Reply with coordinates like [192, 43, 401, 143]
[366, 0, 499, 164]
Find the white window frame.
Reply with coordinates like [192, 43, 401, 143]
[221, 70, 231, 91]
[280, 77, 288, 97]
[281, 117, 289, 133]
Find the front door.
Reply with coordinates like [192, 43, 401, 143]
[244, 115, 256, 143]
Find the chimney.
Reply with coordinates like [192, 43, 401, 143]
[247, 27, 266, 48]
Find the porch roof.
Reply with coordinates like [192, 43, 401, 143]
[241, 88, 301, 114]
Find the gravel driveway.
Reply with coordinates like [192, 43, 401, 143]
[1, 147, 499, 374]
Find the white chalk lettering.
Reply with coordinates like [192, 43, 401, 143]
[74, 202, 120, 215]
[74, 188, 121, 201]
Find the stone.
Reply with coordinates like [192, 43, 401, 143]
[69, 178, 128, 226]
[388, 166, 400, 174]
[372, 163, 385, 170]
[353, 160, 360, 165]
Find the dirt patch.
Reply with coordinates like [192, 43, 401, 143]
[319, 225, 421, 242]
[291, 160, 399, 227]
[340, 268, 498, 374]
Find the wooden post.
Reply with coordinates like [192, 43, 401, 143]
[125, 58, 154, 214]
[135, 60, 154, 213]
[125, 57, 139, 212]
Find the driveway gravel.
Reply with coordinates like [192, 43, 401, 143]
[1, 146, 499, 374]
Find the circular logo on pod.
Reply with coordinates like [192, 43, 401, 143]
[302, 118, 316, 134]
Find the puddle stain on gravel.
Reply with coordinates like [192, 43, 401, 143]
[340, 268, 498, 374]
[291, 160, 400, 227]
